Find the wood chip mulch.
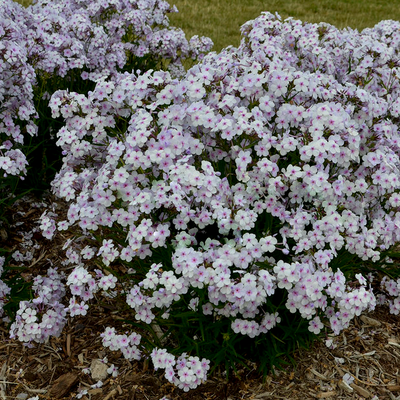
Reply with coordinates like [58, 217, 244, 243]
[1, 194, 400, 400]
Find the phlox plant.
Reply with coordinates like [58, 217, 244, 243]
[31, 11, 400, 389]
[0, 0, 37, 204]
[0, 0, 212, 195]
[0, 0, 212, 327]
[0, 0, 37, 321]
[26, 0, 212, 80]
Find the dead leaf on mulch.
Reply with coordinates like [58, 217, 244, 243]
[49, 372, 79, 399]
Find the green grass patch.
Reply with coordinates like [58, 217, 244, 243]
[168, 0, 400, 51]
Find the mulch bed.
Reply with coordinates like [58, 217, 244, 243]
[1, 194, 400, 400]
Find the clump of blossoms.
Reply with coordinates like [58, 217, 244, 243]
[239, 13, 400, 99]
[150, 349, 210, 392]
[380, 274, 400, 315]
[39, 13, 400, 388]
[26, 0, 212, 80]
[9, 268, 66, 344]
[0, 0, 37, 178]
[0, 0, 212, 181]
[101, 327, 142, 361]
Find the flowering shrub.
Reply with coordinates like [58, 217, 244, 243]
[0, 0, 212, 327]
[0, 249, 36, 324]
[27, 0, 212, 80]
[0, 0, 212, 184]
[31, 11, 400, 389]
[0, 0, 37, 178]
[240, 13, 400, 98]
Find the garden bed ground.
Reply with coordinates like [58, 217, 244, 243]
[1, 194, 400, 400]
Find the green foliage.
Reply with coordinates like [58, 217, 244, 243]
[123, 284, 320, 378]
[0, 249, 33, 323]
[329, 246, 400, 284]
[0, 178, 32, 226]
[15, 70, 96, 197]
[111, 239, 320, 378]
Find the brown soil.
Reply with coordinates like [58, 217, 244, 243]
[1, 194, 399, 400]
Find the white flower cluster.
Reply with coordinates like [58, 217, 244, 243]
[150, 348, 210, 391]
[101, 327, 142, 360]
[0, 0, 36, 178]
[9, 268, 67, 343]
[0, 0, 212, 180]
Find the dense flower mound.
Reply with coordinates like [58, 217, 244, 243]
[27, 12, 400, 389]
[240, 13, 400, 98]
[0, 0, 37, 177]
[27, 0, 212, 79]
[0, 0, 212, 179]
